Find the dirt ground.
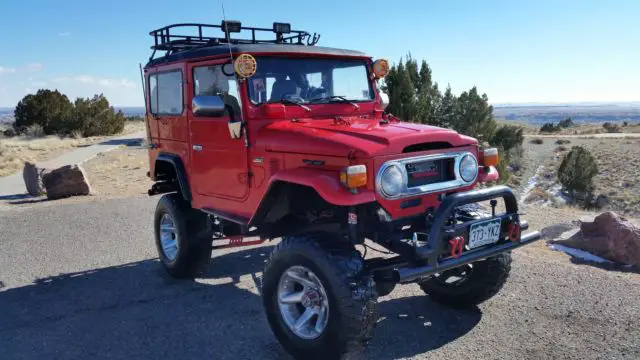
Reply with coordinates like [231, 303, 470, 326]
[519, 136, 640, 217]
[0, 121, 146, 177]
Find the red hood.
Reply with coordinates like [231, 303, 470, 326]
[256, 117, 478, 158]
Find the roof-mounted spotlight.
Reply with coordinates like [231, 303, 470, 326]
[221, 20, 242, 33]
[273, 22, 291, 34]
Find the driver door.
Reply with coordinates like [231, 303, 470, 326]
[188, 60, 249, 201]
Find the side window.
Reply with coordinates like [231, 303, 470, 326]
[193, 65, 242, 119]
[148, 71, 183, 115]
[149, 75, 158, 114]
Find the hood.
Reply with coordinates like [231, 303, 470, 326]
[256, 117, 478, 158]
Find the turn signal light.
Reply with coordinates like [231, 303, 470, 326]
[481, 148, 499, 167]
[340, 165, 367, 189]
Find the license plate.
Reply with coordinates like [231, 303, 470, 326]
[468, 219, 502, 249]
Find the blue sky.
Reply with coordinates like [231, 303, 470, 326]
[0, 0, 638, 107]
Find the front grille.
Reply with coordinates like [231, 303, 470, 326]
[376, 151, 477, 200]
[406, 158, 455, 188]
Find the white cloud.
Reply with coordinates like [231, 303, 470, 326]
[58, 32, 71, 37]
[0, 66, 17, 74]
[24, 63, 43, 72]
[74, 75, 95, 83]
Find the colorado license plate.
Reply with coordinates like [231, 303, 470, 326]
[468, 219, 502, 249]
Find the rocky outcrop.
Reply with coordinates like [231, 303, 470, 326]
[552, 212, 640, 267]
[42, 164, 92, 200]
[22, 162, 48, 196]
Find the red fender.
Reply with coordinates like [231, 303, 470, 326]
[478, 166, 500, 183]
[269, 167, 376, 206]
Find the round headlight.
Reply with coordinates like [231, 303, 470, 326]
[380, 164, 404, 197]
[459, 154, 478, 182]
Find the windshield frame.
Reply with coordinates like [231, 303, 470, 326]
[245, 56, 375, 107]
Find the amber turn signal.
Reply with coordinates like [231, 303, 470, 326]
[481, 148, 500, 167]
[340, 165, 367, 189]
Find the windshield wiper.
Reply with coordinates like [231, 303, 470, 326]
[309, 95, 360, 110]
[280, 98, 311, 112]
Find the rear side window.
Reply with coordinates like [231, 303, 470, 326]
[148, 71, 183, 115]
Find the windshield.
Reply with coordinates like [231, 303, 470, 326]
[247, 57, 374, 105]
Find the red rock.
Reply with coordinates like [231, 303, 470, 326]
[42, 164, 92, 200]
[553, 212, 640, 267]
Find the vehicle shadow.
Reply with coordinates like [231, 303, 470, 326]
[0, 245, 482, 360]
[367, 294, 482, 359]
[76, 137, 145, 148]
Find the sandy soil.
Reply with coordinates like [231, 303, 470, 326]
[0, 121, 146, 177]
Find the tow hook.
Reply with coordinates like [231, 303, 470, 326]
[507, 222, 521, 242]
[449, 236, 464, 258]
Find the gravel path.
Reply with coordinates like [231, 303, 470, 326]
[0, 196, 638, 359]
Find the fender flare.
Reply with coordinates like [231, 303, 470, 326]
[155, 153, 192, 201]
[250, 167, 376, 225]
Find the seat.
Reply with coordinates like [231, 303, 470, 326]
[270, 80, 299, 102]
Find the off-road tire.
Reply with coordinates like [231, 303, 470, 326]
[419, 252, 512, 308]
[154, 194, 212, 279]
[262, 235, 378, 360]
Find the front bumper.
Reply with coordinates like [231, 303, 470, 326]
[395, 185, 542, 283]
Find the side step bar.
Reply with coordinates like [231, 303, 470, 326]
[396, 230, 542, 283]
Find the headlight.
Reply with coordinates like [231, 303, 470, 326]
[380, 164, 404, 197]
[459, 154, 478, 182]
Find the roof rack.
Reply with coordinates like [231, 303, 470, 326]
[149, 21, 321, 60]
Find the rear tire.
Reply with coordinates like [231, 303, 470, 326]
[419, 252, 512, 308]
[262, 234, 378, 359]
[154, 194, 212, 279]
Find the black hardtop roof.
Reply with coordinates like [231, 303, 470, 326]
[145, 43, 369, 68]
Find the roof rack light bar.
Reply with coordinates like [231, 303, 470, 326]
[148, 22, 320, 61]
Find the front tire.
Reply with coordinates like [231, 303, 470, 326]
[262, 235, 378, 360]
[154, 194, 212, 278]
[419, 252, 512, 308]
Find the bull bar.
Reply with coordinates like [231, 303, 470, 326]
[395, 185, 542, 283]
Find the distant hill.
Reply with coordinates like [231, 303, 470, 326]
[493, 103, 640, 125]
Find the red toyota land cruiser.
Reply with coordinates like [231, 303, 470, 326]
[143, 21, 541, 359]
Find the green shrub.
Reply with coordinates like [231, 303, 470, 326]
[603, 122, 621, 133]
[13, 90, 125, 137]
[491, 125, 524, 154]
[530, 138, 544, 144]
[72, 95, 125, 137]
[539, 123, 560, 133]
[555, 139, 571, 145]
[2, 127, 16, 137]
[558, 146, 598, 196]
[14, 89, 73, 134]
[558, 117, 574, 128]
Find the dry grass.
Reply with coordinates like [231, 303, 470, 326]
[0, 121, 145, 177]
[521, 136, 640, 216]
[83, 146, 151, 198]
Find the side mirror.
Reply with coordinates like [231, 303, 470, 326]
[379, 90, 390, 111]
[192, 95, 225, 117]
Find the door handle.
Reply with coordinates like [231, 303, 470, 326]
[192, 145, 203, 151]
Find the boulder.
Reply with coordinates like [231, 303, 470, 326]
[42, 164, 92, 200]
[552, 212, 640, 267]
[22, 162, 48, 196]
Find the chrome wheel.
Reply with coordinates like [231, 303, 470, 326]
[159, 213, 179, 261]
[277, 265, 329, 340]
